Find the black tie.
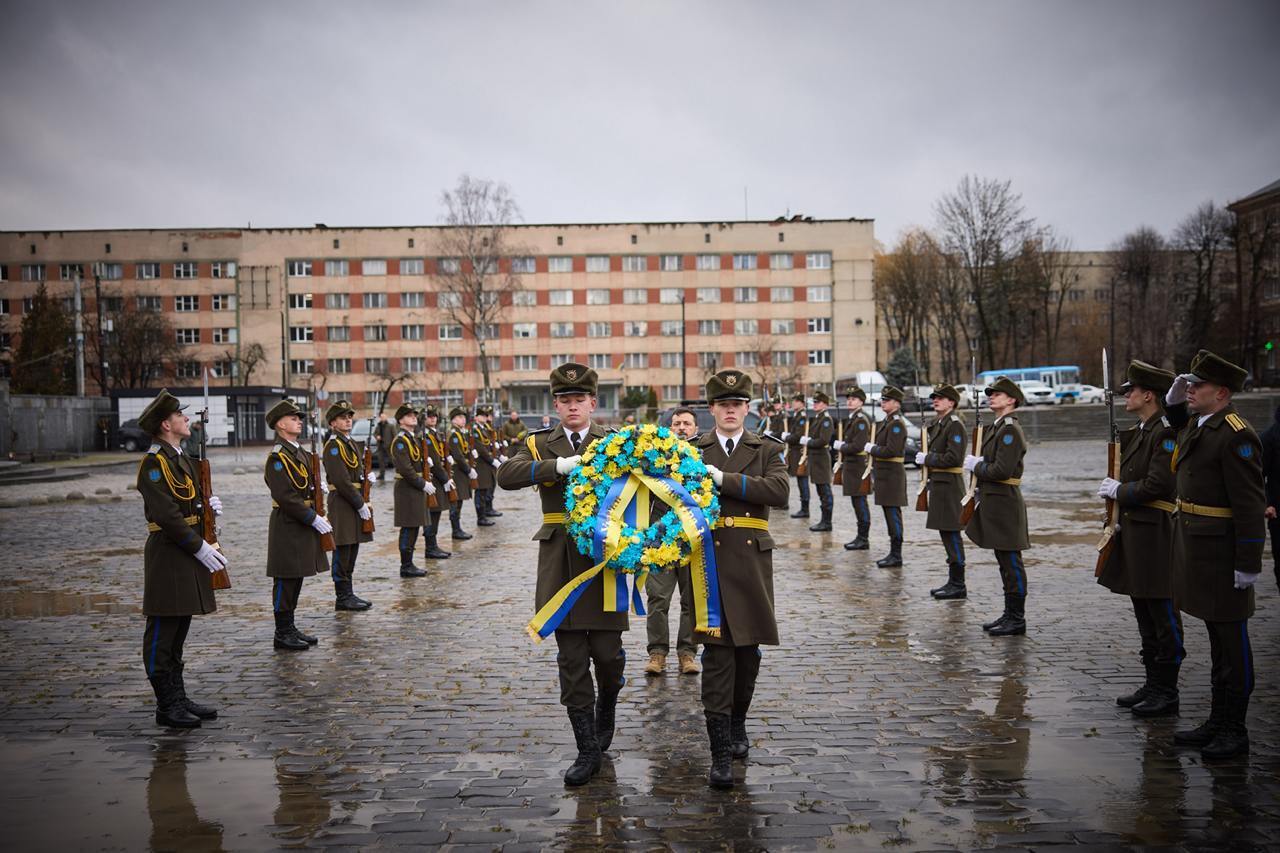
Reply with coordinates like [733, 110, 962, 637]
[570, 432, 581, 452]
[725, 438, 734, 456]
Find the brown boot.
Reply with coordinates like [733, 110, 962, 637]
[679, 652, 702, 675]
[644, 652, 666, 676]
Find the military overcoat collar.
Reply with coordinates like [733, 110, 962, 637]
[546, 421, 606, 456]
[696, 429, 760, 474]
[1176, 403, 1236, 465]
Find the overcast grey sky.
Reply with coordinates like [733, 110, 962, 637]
[1, 0, 1276, 248]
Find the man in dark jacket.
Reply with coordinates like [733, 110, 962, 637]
[1261, 404, 1280, 587]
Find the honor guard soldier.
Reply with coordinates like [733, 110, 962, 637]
[804, 391, 837, 532]
[783, 393, 811, 517]
[264, 399, 330, 650]
[1163, 350, 1263, 759]
[420, 405, 454, 560]
[866, 385, 909, 567]
[471, 406, 499, 525]
[696, 369, 790, 789]
[1095, 361, 1182, 716]
[963, 377, 1030, 636]
[390, 404, 435, 576]
[322, 399, 373, 611]
[447, 407, 477, 540]
[136, 390, 225, 728]
[497, 363, 626, 787]
[916, 384, 969, 599]
[837, 385, 874, 550]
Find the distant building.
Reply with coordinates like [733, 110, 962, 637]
[1228, 178, 1280, 385]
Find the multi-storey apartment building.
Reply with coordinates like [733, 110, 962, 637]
[0, 219, 877, 417]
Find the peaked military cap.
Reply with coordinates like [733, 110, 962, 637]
[550, 362, 598, 396]
[266, 398, 303, 429]
[881, 385, 905, 403]
[448, 406, 468, 420]
[1184, 349, 1248, 393]
[984, 376, 1026, 407]
[138, 389, 187, 435]
[842, 385, 867, 402]
[706, 369, 753, 402]
[930, 383, 961, 403]
[423, 404, 440, 418]
[325, 399, 355, 423]
[791, 392, 806, 403]
[813, 390, 832, 405]
[1120, 360, 1175, 395]
[394, 403, 417, 421]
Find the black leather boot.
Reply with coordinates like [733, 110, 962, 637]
[844, 531, 870, 550]
[931, 563, 967, 599]
[1175, 687, 1225, 747]
[1131, 663, 1179, 717]
[789, 502, 810, 519]
[1117, 661, 1154, 708]
[809, 503, 833, 532]
[335, 580, 372, 611]
[1201, 693, 1249, 759]
[595, 685, 622, 752]
[423, 534, 451, 559]
[152, 674, 201, 729]
[875, 538, 903, 568]
[988, 594, 1026, 636]
[564, 708, 602, 786]
[705, 712, 735, 789]
[484, 494, 503, 518]
[476, 502, 495, 527]
[451, 510, 473, 540]
[289, 612, 318, 645]
[173, 666, 217, 720]
[730, 713, 750, 760]
[274, 611, 308, 650]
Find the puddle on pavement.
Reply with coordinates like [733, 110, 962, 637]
[0, 589, 134, 618]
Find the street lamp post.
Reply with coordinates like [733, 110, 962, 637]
[680, 294, 687, 401]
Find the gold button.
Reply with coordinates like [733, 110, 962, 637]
[745, 511, 752, 517]
[746, 539, 753, 545]
[724, 516, 735, 528]
[715, 540, 721, 547]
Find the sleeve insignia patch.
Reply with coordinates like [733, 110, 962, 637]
[148, 468, 161, 481]
[1163, 439, 1176, 452]
[1003, 433, 1014, 445]
[1238, 444, 1253, 459]
[329, 446, 339, 456]
[953, 434, 963, 443]
[892, 426, 901, 434]
[274, 460, 284, 470]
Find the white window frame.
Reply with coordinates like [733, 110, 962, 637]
[439, 324, 463, 340]
[363, 259, 387, 276]
[732, 254, 757, 270]
[288, 260, 312, 277]
[400, 258, 424, 276]
[513, 322, 537, 339]
[550, 321, 574, 338]
[696, 254, 721, 271]
[401, 324, 424, 341]
[622, 255, 647, 273]
[734, 286, 758, 303]
[176, 328, 200, 345]
[587, 321, 610, 338]
[623, 288, 647, 305]
[807, 285, 832, 303]
[549, 289, 573, 306]
[511, 256, 536, 274]
[806, 252, 832, 269]
[585, 255, 610, 273]
[289, 325, 314, 343]
[174, 262, 197, 280]
[174, 295, 199, 312]
[807, 349, 832, 365]
[695, 287, 720, 304]
[548, 256, 572, 273]
[807, 317, 832, 334]
[586, 288, 610, 305]
[660, 255, 683, 272]
[325, 292, 350, 309]
[770, 253, 794, 270]
[734, 319, 758, 336]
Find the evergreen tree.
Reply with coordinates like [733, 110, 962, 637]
[883, 347, 918, 390]
[12, 284, 73, 394]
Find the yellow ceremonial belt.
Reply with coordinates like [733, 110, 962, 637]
[1176, 499, 1232, 518]
[272, 499, 314, 508]
[931, 467, 965, 474]
[876, 457, 905, 463]
[542, 513, 566, 525]
[1143, 500, 1176, 513]
[714, 516, 769, 531]
[147, 515, 198, 532]
[995, 478, 1022, 486]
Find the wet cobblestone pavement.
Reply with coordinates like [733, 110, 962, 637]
[0, 441, 1276, 851]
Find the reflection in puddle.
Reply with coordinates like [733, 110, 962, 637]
[0, 589, 133, 618]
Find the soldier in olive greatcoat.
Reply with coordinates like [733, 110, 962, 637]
[419, 405, 454, 561]
[836, 385, 875, 550]
[471, 406, 499, 526]
[390, 404, 435, 576]
[782, 394, 811, 518]
[322, 399, 373, 611]
[805, 392, 837, 532]
[915, 384, 969, 599]
[866, 386, 909, 567]
[447, 407, 477, 541]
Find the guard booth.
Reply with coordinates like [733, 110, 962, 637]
[114, 385, 309, 446]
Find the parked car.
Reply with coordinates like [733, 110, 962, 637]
[117, 418, 151, 452]
[1075, 384, 1105, 404]
[1017, 380, 1059, 405]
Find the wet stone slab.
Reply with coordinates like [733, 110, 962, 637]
[0, 441, 1277, 850]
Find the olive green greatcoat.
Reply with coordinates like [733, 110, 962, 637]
[137, 442, 217, 616]
[448, 428, 475, 500]
[694, 431, 790, 647]
[496, 424, 628, 632]
[422, 426, 453, 489]
[264, 441, 326, 579]
[323, 433, 372, 547]
[501, 419, 527, 443]
[964, 414, 1030, 552]
[472, 424, 497, 490]
[840, 409, 874, 496]
[783, 409, 808, 475]
[869, 412, 908, 506]
[391, 430, 429, 527]
[1097, 412, 1177, 598]
[805, 408, 836, 485]
[1166, 403, 1264, 621]
[923, 413, 967, 531]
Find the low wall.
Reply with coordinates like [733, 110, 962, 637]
[0, 384, 114, 457]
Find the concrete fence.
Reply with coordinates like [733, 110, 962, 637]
[0, 383, 114, 457]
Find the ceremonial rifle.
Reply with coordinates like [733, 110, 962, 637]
[858, 409, 875, 496]
[959, 357, 982, 525]
[914, 370, 929, 512]
[420, 422, 440, 510]
[1095, 348, 1119, 576]
[310, 394, 336, 552]
[832, 414, 844, 487]
[198, 369, 231, 590]
[796, 400, 811, 477]
[361, 416, 376, 534]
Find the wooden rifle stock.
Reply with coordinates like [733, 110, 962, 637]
[198, 456, 231, 590]
[421, 434, 440, 510]
[796, 413, 810, 477]
[858, 417, 874, 496]
[915, 416, 930, 512]
[361, 443, 376, 533]
[311, 450, 336, 552]
[832, 418, 844, 486]
[959, 422, 982, 525]
[1095, 440, 1120, 576]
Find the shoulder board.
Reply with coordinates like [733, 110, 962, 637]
[1161, 416, 1170, 428]
[272, 444, 284, 453]
[147, 443, 162, 454]
[1225, 413, 1246, 432]
[950, 414, 961, 423]
[763, 433, 784, 444]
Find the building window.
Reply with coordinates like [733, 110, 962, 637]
[289, 325, 314, 342]
[204, 293, 233, 311]
[437, 258, 461, 274]
[101, 296, 123, 313]
[327, 325, 350, 342]
[289, 358, 314, 375]
[400, 258, 424, 275]
[807, 285, 832, 303]
[322, 259, 348, 277]
[325, 292, 349, 309]
[403, 389, 429, 406]
[439, 324, 462, 340]
[771, 253, 794, 270]
[512, 290, 536, 306]
[328, 358, 351, 374]
[660, 320, 682, 336]
[806, 252, 832, 269]
[624, 352, 647, 368]
[733, 254, 757, 270]
[98, 263, 123, 280]
[0, 298, 11, 314]
[807, 317, 831, 333]
[587, 321, 610, 337]
[511, 256, 536, 273]
[401, 324, 424, 341]
[362, 292, 386, 309]
[695, 287, 720, 304]
[174, 262, 197, 279]
[736, 351, 759, 367]
[288, 292, 312, 310]
[588, 353, 610, 369]
[211, 360, 238, 378]
[365, 324, 388, 342]
[515, 354, 538, 371]
[696, 254, 720, 271]
[551, 353, 574, 365]
[1067, 289, 1084, 302]
[363, 259, 387, 276]
[585, 255, 610, 273]
[659, 287, 682, 304]
[697, 352, 720, 369]
[176, 328, 200, 345]
[175, 295, 199, 312]
[211, 261, 237, 278]
[808, 349, 832, 365]
[734, 286, 758, 303]
[19, 264, 44, 281]
[622, 256, 647, 273]
[662, 384, 681, 399]
[660, 255, 683, 272]
[136, 263, 160, 280]
[365, 357, 388, 374]
[212, 327, 237, 344]
[136, 295, 162, 312]
[440, 356, 463, 372]
[624, 321, 647, 337]
[772, 318, 795, 335]
[514, 322, 537, 339]
[549, 289, 573, 306]
[773, 351, 795, 366]
[287, 260, 312, 277]
[396, 291, 423, 308]
[176, 360, 201, 379]
[623, 288, 647, 305]
[404, 356, 425, 372]
[59, 263, 84, 281]
[476, 322, 498, 340]
[551, 321, 574, 338]
[697, 320, 721, 335]
[586, 289, 610, 305]
[661, 352, 682, 368]
[772, 286, 794, 302]
[735, 319, 758, 336]
[433, 291, 460, 309]
[548, 256, 572, 273]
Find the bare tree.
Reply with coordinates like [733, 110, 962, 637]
[221, 342, 266, 387]
[88, 293, 182, 390]
[746, 335, 805, 399]
[875, 228, 939, 376]
[1015, 227, 1076, 365]
[1109, 227, 1174, 369]
[368, 369, 416, 419]
[1171, 201, 1234, 366]
[926, 247, 971, 379]
[434, 175, 529, 404]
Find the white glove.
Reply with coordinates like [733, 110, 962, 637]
[781, 432, 790, 441]
[963, 454, 982, 472]
[367, 471, 378, 482]
[1166, 375, 1190, 406]
[833, 439, 845, 451]
[491, 459, 501, 469]
[863, 442, 875, 454]
[556, 454, 582, 475]
[208, 495, 223, 516]
[914, 452, 926, 466]
[358, 504, 372, 520]
[310, 515, 333, 535]
[469, 472, 478, 482]
[1097, 477, 1120, 500]
[799, 436, 811, 446]
[471, 449, 479, 459]
[705, 464, 724, 487]
[195, 541, 227, 573]
[764, 430, 775, 438]
[423, 481, 437, 496]
[1234, 571, 1260, 590]
[499, 455, 509, 463]
[444, 479, 455, 492]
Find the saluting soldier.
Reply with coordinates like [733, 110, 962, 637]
[696, 369, 790, 789]
[497, 363, 625, 787]
[471, 406, 498, 526]
[962, 377, 1030, 636]
[783, 394, 811, 518]
[136, 390, 225, 728]
[804, 391, 837, 532]
[322, 399, 373, 611]
[264, 399, 330, 651]
[915, 384, 969, 599]
[419, 405, 454, 560]
[1163, 350, 1263, 759]
[447, 407, 477, 541]
[866, 385, 908, 567]
[836, 385, 874, 551]
[390, 404, 434, 577]
[1094, 361, 1182, 717]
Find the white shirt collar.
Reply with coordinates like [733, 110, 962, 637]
[563, 423, 590, 445]
[1197, 413, 1213, 427]
[716, 429, 744, 455]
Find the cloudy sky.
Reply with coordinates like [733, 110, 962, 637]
[1, 0, 1276, 248]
